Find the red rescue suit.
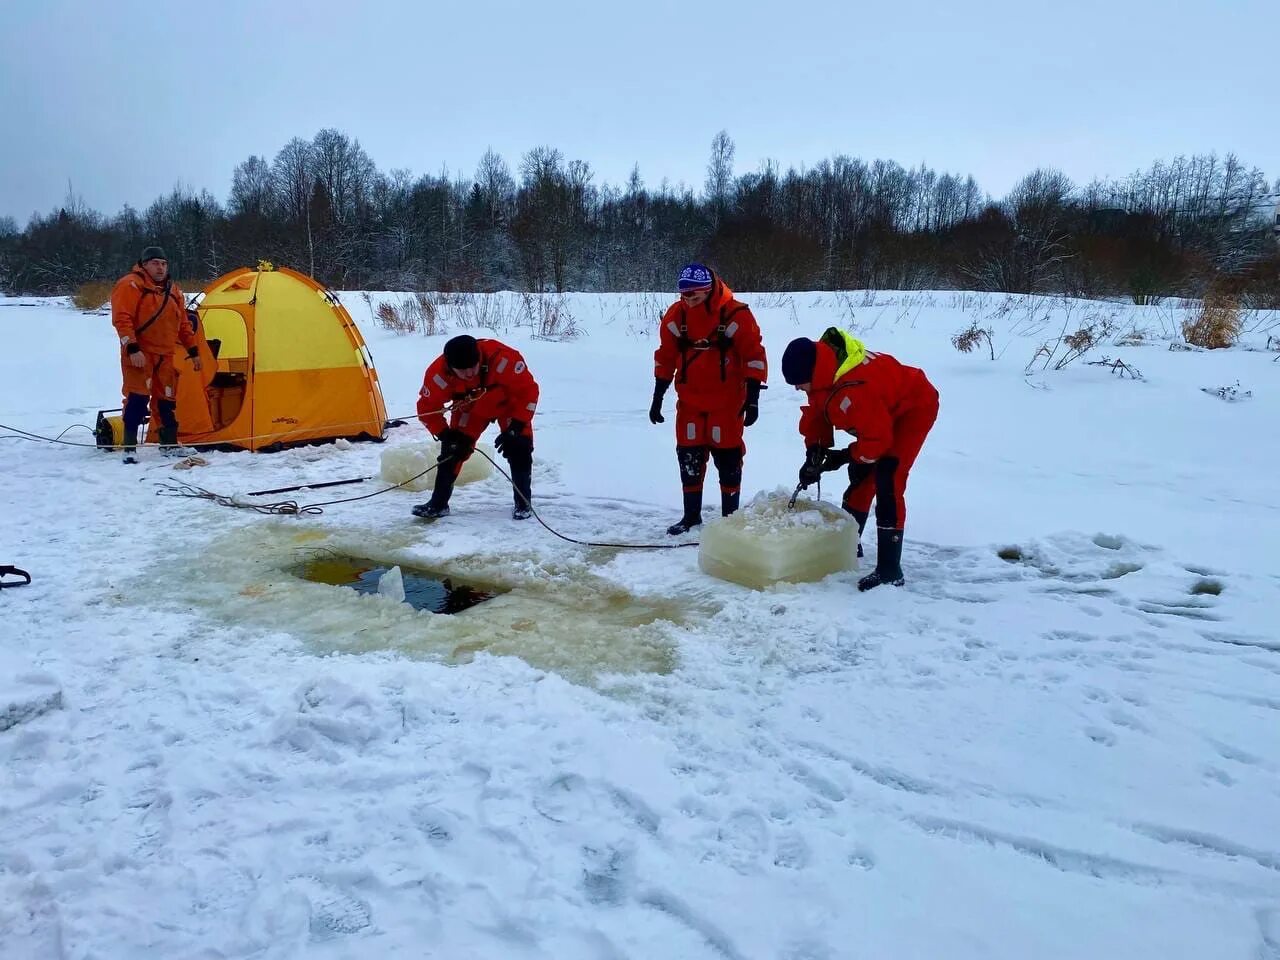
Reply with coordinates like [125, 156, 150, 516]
[654, 274, 767, 499]
[655, 275, 767, 453]
[417, 338, 539, 454]
[800, 330, 938, 529]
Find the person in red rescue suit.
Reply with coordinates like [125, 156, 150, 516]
[782, 327, 939, 592]
[414, 334, 539, 521]
[649, 263, 768, 535]
[110, 245, 201, 461]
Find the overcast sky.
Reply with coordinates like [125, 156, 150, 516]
[1, 0, 1276, 223]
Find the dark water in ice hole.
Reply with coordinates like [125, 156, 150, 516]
[297, 556, 500, 614]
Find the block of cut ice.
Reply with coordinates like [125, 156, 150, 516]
[379, 441, 494, 492]
[698, 490, 858, 589]
[377, 565, 406, 603]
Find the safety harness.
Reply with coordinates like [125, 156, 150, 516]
[132, 278, 178, 340]
[672, 298, 751, 384]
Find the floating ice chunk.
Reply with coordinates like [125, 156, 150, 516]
[377, 565, 406, 603]
[379, 441, 494, 492]
[699, 490, 858, 589]
[0, 651, 62, 732]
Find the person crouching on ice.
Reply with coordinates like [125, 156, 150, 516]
[781, 328, 939, 592]
[414, 334, 539, 521]
[649, 263, 768, 535]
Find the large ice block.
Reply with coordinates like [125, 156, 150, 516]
[698, 490, 858, 589]
[379, 441, 494, 492]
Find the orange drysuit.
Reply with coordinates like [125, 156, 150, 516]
[110, 267, 197, 403]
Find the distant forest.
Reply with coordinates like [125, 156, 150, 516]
[2, 129, 1277, 304]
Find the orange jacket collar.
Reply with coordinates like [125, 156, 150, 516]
[685, 272, 735, 315]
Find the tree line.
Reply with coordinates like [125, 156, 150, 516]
[1, 129, 1277, 305]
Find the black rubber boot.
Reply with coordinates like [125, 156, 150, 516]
[711, 447, 743, 517]
[121, 392, 149, 461]
[667, 490, 703, 535]
[414, 460, 458, 519]
[510, 453, 533, 521]
[858, 527, 905, 592]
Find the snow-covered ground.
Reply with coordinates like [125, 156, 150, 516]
[2, 288, 1279, 959]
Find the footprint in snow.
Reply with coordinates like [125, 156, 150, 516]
[581, 843, 634, 906]
[707, 809, 771, 872]
[532, 773, 600, 824]
[1202, 766, 1236, 786]
[1085, 726, 1117, 747]
[847, 845, 877, 870]
[772, 831, 811, 870]
[410, 804, 456, 846]
[288, 875, 372, 942]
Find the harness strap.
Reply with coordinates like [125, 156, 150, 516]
[676, 303, 747, 383]
[134, 280, 175, 340]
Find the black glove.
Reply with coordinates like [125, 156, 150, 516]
[493, 418, 526, 455]
[649, 378, 671, 424]
[798, 446, 827, 487]
[821, 447, 850, 473]
[437, 428, 472, 463]
[798, 445, 850, 486]
[740, 379, 762, 427]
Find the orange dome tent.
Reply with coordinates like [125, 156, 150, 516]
[149, 264, 388, 451]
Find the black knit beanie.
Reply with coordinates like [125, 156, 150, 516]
[781, 337, 818, 385]
[443, 335, 481, 370]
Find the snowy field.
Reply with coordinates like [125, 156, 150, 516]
[2, 288, 1279, 959]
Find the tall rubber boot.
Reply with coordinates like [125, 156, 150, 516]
[510, 455, 533, 520]
[667, 489, 703, 535]
[413, 461, 458, 519]
[157, 399, 179, 450]
[711, 446, 743, 518]
[121, 392, 149, 463]
[858, 527, 905, 592]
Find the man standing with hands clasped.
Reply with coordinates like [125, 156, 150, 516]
[110, 246, 201, 463]
[649, 263, 767, 535]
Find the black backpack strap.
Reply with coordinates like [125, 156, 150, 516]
[133, 280, 173, 340]
[0, 565, 32, 588]
[714, 303, 750, 380]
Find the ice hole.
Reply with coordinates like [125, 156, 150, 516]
[149, 525, 709, 685]
[698, 491, 858, 589]
[294, 556, 499, 614]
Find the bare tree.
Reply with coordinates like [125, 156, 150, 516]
[229, 155, 275, 218]
[705, 130, 735, 228]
